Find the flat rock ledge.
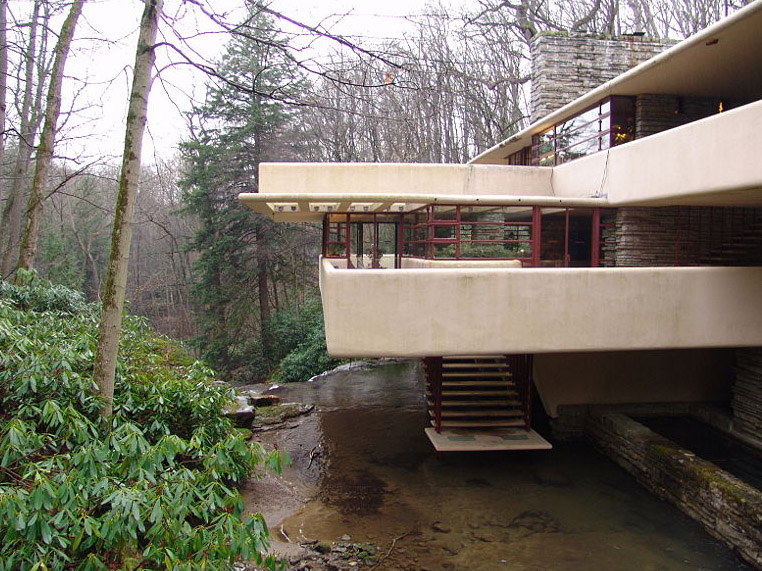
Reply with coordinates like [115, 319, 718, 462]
[236, 540, 380, 571]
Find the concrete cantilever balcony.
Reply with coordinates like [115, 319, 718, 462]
[319, 258, 762, 358]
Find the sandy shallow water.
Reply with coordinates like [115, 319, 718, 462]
[242, 361, 750, 571]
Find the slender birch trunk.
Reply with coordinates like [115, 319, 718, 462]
[94, 0, 162, 416]
[16, 0, 85, 275]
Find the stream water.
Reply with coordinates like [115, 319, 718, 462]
[242, 360, 751, 571]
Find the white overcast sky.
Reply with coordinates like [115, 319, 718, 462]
[58, 0, 468, 165]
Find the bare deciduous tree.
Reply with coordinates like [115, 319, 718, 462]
[94, 0, 163, 417]
[1, 0, 47, 277]
[17, 0, 85, 275]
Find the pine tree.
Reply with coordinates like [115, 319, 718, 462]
[180, 10, 313, 381]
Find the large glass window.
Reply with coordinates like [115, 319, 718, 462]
[532, 97, 635, 166]
[326, 207, 617, 269]
[397, 205, 615, 267]
[324, 213, 401, 268]
[403, 205, 536, 264]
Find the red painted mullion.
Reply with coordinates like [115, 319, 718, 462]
[531, 206, 541, 267]
[564, 208, 570, 267]
[455, 206, 462, 259]
[344, 215, 351, 267]
[592, 208, 601, 267]
[321, 215, 328, 258]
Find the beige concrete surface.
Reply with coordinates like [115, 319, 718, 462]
[400, 258, 523, 269]
[424, 427, 553, 451]
[241, 100, 762, 224]
[259, 162, 552, 197]
[320, 259, 762, 357]
[534, 349, 734, 417]
[551, 100, 762, 206]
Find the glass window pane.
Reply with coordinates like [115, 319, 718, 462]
[611, 96, 635, 146]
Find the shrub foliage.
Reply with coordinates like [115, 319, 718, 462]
[0, 273, 281, 570]
[270, 300, 340, 384]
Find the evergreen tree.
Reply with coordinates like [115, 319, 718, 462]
[181, 11, 317, 382]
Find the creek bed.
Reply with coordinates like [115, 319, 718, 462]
[243, 361, 751, 571]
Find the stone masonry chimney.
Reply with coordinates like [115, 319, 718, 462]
[530, 33, 675, 122]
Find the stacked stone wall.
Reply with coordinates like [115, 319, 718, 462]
[615, 206, 762, 267]
[469, 212, 505, 242]
[614, 207, 762, 445]
[734, 348, 762, 447]
[587, 411, 762, 568]
[530, 33, 674, 121]
[635, 95, 721, 138]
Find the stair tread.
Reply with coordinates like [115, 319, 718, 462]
[445, 355, 505, 360]
[428, 399, 521, 407]
[442, 362, 508, 369]
[432, 419, 526, 428]
[438, 390, 518, 396]
[443, 371, 511, 378]
[434, 410, 525, 418]
[427, 391, 519, 399]
[442, 380, 516, 387]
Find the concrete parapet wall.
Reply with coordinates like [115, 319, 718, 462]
[321, 260, 762, 357]
[258, 163, 553, 197]
[400, 258, 522, 269]
[587, 411, 762, 568]
[551, 100, 762, 206]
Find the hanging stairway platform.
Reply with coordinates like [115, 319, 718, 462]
[424, 427, 552, 452]
[423, 355, 552, 452]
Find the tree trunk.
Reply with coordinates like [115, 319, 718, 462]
[256, 223, 271, 363]
[16, 0, 84, 275]
[93, 0, 162, 417]
[0, 1, 40, 277]
[0, 1, 7, 190]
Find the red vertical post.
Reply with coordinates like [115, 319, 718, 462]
[455, 206, 461, 259]
[564, 208, 570, 267]
[344, 215, 351, 267]
[524, 354, 533, 430]
[531, 206, 542, 267]
[591, 207, 601, 267]
[507, 354, 533, 431]
[372, 214, 379, 268]
[398, 213, 405, 269]
[321, 215, 328, 258]
[424, 357, 444, 433]
[427, 206, 434, 259]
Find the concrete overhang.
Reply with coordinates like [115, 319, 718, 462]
[239, 163, 605, 222]
[470, 1, 762, 165]
[240, 97, 762, 219]
[320, 260, 762, 358]
[551, 99, 762, 206]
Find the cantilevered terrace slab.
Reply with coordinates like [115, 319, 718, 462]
[550, 99, 762, 207]
[239, 163, 608, 222]
[320, 260, 762, 358]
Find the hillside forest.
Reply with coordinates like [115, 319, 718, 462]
[0, 0, 751, 385]
[0, 0, 754, 568]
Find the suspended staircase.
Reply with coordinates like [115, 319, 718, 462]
[423, 355, 551, 452]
